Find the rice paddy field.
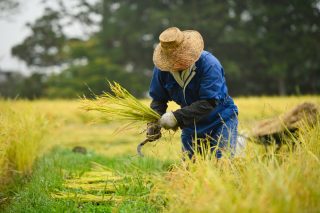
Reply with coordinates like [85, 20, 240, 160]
[1, 96, 320, 212]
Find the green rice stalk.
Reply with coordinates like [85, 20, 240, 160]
[82, 81, 160, 125]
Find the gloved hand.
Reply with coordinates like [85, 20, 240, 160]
[146, 122, 161, 141]
[159, 111, 178, 130]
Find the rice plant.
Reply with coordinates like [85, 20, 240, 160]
[2, 97, 320, 212]
[0, 101, 49, 186]
[150, 116, 320, 213]
[82, 81, 160, 125]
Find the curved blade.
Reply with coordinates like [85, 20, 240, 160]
[137, 139, 151, 157]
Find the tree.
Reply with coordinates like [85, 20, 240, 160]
[238, 0, 320, 95]
[10, 0, 103, 68]
[11, 8, 67, 67]
[0, 71, 23, 98]
[18, 73, 46, 99]
[0, 0, 19, 19]
[10, 0, 320, 98]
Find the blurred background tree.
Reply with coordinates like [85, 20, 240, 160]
[0, 0, 20, 19]
[11, 8, 66, 67]
[1, 0, 319, 99]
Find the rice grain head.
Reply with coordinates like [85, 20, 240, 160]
[81, 81, 160, 126]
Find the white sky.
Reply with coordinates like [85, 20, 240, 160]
[0, 0, 91, 75]
[0, 0, 45, 74]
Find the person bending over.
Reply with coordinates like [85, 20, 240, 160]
[147, 27, 238, 159]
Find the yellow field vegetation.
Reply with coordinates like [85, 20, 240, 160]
[1, 96, 320, 212]
[150, 118, 320, 212]
[0, 101, 49, 186]
[2, 96, 319, 165]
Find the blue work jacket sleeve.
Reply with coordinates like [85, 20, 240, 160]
[149, 67, 170, 102]
[198, 55, 226, 101]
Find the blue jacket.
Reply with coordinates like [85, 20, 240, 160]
[149, 50, 238, 138]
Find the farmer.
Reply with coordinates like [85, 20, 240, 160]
[147, 27, 238, 159]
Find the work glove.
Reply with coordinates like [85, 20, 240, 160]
[159, 111, 178, 130]
[146, 122, 161, 141]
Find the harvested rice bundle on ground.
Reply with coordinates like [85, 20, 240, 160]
[82, 81, 160, 126]
[251, 102, 320, 148]
[252, 102, 319, 137]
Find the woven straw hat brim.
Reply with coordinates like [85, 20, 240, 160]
[153, 30, 204, 72]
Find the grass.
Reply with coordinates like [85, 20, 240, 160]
[1, 96, 320, 212]
[2, 148, 172, 212]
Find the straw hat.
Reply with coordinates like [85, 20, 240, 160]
[153, 27, 204, 72]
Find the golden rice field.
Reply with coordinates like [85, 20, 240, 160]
[1, 96, 320, 212]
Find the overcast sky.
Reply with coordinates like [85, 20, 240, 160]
[0, 0, 91, 75]
[0, 0, 45, 74]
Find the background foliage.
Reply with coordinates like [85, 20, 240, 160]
[1, 0, 320, 99]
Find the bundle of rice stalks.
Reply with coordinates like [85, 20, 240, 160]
[82, 81, 160, 125]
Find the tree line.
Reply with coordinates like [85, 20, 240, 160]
[1, 0, 320, 99]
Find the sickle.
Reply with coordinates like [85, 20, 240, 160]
[137, 138, 153, 157]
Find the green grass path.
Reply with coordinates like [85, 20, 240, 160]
[3, 148, 173, 213]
